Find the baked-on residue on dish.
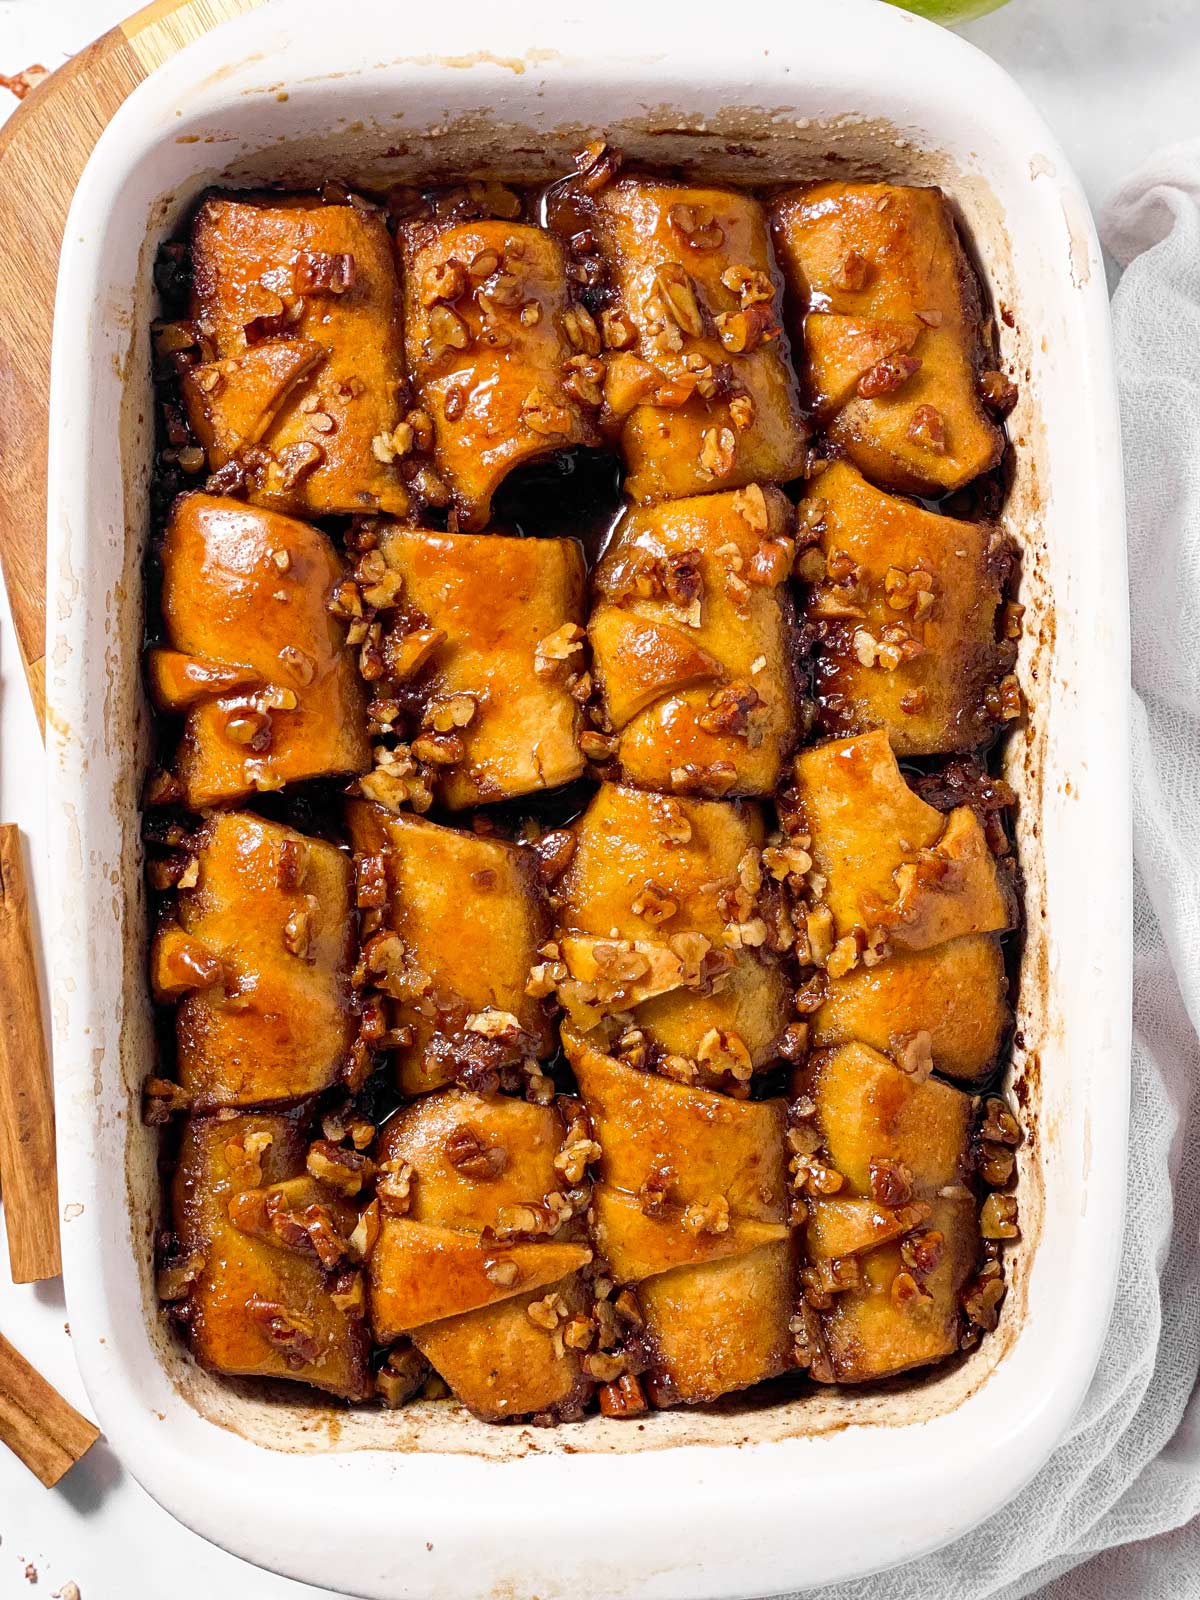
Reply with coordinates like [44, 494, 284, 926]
[143, 147, 1024, 1423]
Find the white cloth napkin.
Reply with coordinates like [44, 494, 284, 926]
[789, 143, 1200, 1600]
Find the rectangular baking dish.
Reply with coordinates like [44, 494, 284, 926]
[44, 2, 1130, 1594]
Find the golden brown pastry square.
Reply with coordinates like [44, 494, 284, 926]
[367, 1088, 593, 1420]
[590, 485, 798, 796]
[566, 1028, 794, 1407]
[793, 730, 1016, 950]
[345, 803, 553, 1097]
[374, 522, 586, 808]
[811, 934, 1010, 1084]
[797, 1041, 979, 1383]
[150, 493, 369, 808]
[798, 461, 1017, 754]
[771, 182, 1006, 495]
[640, 1238, 798, 1405]
[595, 178, 807, 502]
[817, 1195, 978, 1383]
[554, 785, 790, 1080]
[173, 1106, 371, 1398]
[183, 194, 409, 516]
[152, 811, 355, 1110]
[399, 218, 598, 529]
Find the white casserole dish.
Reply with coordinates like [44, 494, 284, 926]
[44, 1, 1131, 1594]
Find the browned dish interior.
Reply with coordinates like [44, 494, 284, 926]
[141, 143, 1026, 1431]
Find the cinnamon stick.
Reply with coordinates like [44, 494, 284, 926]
[0, 824, 62, 1281]
[0, 1330, 99, 1485]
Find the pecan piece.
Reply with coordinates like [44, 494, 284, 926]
[858, 354, 921, 398]
[306, 1139, 375, 1196]
[979, 368, 1019, 415]
[245, 1297, 323, 1369]
[697, 681, 764, 739]
[907, 403, 947, 454]
[444, 1125, 507, 1180]
[597, 1374, 648, 1416]
[868, 1157, 914, 1207]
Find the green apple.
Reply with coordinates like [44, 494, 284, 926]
[882, 0, 1010, 22]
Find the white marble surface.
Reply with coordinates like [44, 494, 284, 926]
[0, 0, 1197, 1594]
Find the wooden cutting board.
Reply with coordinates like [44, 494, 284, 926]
[0, 0, 266, 731]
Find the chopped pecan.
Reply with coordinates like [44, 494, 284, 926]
[638, 1166, 673, 1218]
[868, 1157, 914, 1207]
[355, 851, 388, 909]
[858, 354, 921, 398]
[294, 250, 354, 295]
[979, 369, 1018, 415]
[900, 1228, 945, 1276]
[411, 730, 464, 766]
[277, 441, 323, 487]
[662, 548, 704, 609]
[597, 1374, 648, 1416]
[572, 139, 623, 193]
[790, 1151, 844, 1197]
[907, 403, 947, 454]
[831, 250, 871, 292]
[444, 1125, 507, 1180]
[985, 674, 1024, 723]
[697, 681, 764, 739]
[554, 1135, 601, 1185]
[892, 1029, 934, 1082]
[420, 258, 466, 306]
[653, 264, 705, 336]
[563, 354, 605, 408]
[891, 1269, 933, 1313]
[245, 1297, 323, 1368]
[681, 1195, 731, 1235]
[732, 483, 770, 534]
[580, 729, 618, 762]
[426, 693, 477, 733]
[630, 879, 678, 926]
[532, 827, 577, 885]
[229, 1189, 350, 1269]
[599, 308, 636, 349]
[720, 264, 774, 306]
[377, 1345, 430, 1407]
[563, 304, 602, 354]
[801, 1256, 861, 1309]
[306, 1139, 374, 1197]
[777, 1022, 809, 1064]
[521, 386, 572, 435]
[695, 1028, 752, 1083]
[464, 1008, 525, 1043]
[714, 305, 779, 353]
[282, 904, 312, 959]
[729, 391, 755, 430]
[156, 1248, 206, 1302]
[527, 1291, 570, 1332]
[699, 425, 736, 479]
[789, 1301, 833, 1382]
[977, 1142, 1017, 1187]
[962, 1260, 1006, 1330]
[427, 304, 470, 358]
[377, 1160, 414, 1218]
[668, 202, 725, 251]
[980, 1193, 1020, 1240]
[534, 622, 585, 678]
[142, 1076, 192, 1126]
